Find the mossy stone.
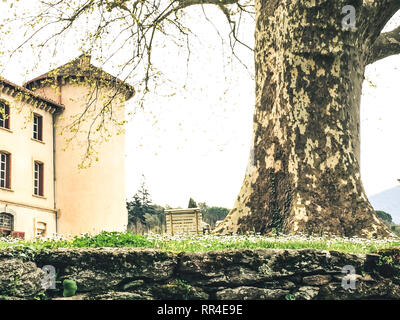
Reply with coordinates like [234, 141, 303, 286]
[63, 280, 77, 297]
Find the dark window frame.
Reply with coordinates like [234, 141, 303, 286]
[0, 152, 11, 189]
[33, 113, 43, 141]
[34, 161, 44, 196]
[0, 101, 10, 130]
[0, 212, 14, 231]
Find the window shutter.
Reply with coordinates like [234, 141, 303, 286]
[4, 105, 9, 129]
[5, 153, 10, 189]
[38, 115, 43, 141]
[39, 163, 44, 196]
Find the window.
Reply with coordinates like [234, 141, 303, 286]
[0, 101, 10, 129]
[34, 161, 44, 196]
[36, 222, 47, 237]
[0, 212, 13, 231]
[33, 114, 43, 141]
[0, 152, 11, 189]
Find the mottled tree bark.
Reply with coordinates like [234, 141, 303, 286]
[215, 0, 400, 238]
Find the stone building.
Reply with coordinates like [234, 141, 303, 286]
[0, 54, 134, 239]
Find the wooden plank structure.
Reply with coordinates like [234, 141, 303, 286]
[165, 208, 202, 236]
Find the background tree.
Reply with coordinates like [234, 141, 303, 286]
[198, 202, 229, 228]
[374, 210, 400, 236]
[376, 210, 393, 225]
[127, 176, 155, 232]
[144, 204, 166, 233]
[127, 177, 167, 233]
[188, 197, 198, 208]
[3, 0, 400, 237]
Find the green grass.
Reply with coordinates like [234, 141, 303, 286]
[0, 231, 399, 254]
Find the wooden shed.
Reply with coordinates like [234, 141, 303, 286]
[165, 208, 202, 236]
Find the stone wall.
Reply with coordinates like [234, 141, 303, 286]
[0, 247, 399, 300]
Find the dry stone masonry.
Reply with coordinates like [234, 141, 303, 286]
[0, 247, 399, 300]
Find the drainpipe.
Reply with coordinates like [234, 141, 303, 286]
[52, 108, 62, 235]
[52, 82, 64, 236]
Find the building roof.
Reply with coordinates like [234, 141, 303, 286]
[164, 208, 201, 214]
[0, 77, 65, 113]
[24, 54, 135, 101]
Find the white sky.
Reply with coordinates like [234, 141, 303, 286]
[0, 2, 399, 209]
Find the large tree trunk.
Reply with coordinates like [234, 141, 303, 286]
[215, 0, 394, 238]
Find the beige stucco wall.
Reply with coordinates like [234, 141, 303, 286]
[36, 82, 128, 237]
[0, 92, 57, 239]
[0, 202, 56, 239]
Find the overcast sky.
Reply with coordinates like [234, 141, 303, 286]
[0, 2, 399, 209]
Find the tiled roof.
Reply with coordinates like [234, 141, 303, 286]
[24, 54, 135, 100]
[0, 77, 65, 113]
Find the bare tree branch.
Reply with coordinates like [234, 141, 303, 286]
[367, 25, 400, 64]
[0, 0, 253, 165]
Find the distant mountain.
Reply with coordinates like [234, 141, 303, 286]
[369, 186, 400, 224]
